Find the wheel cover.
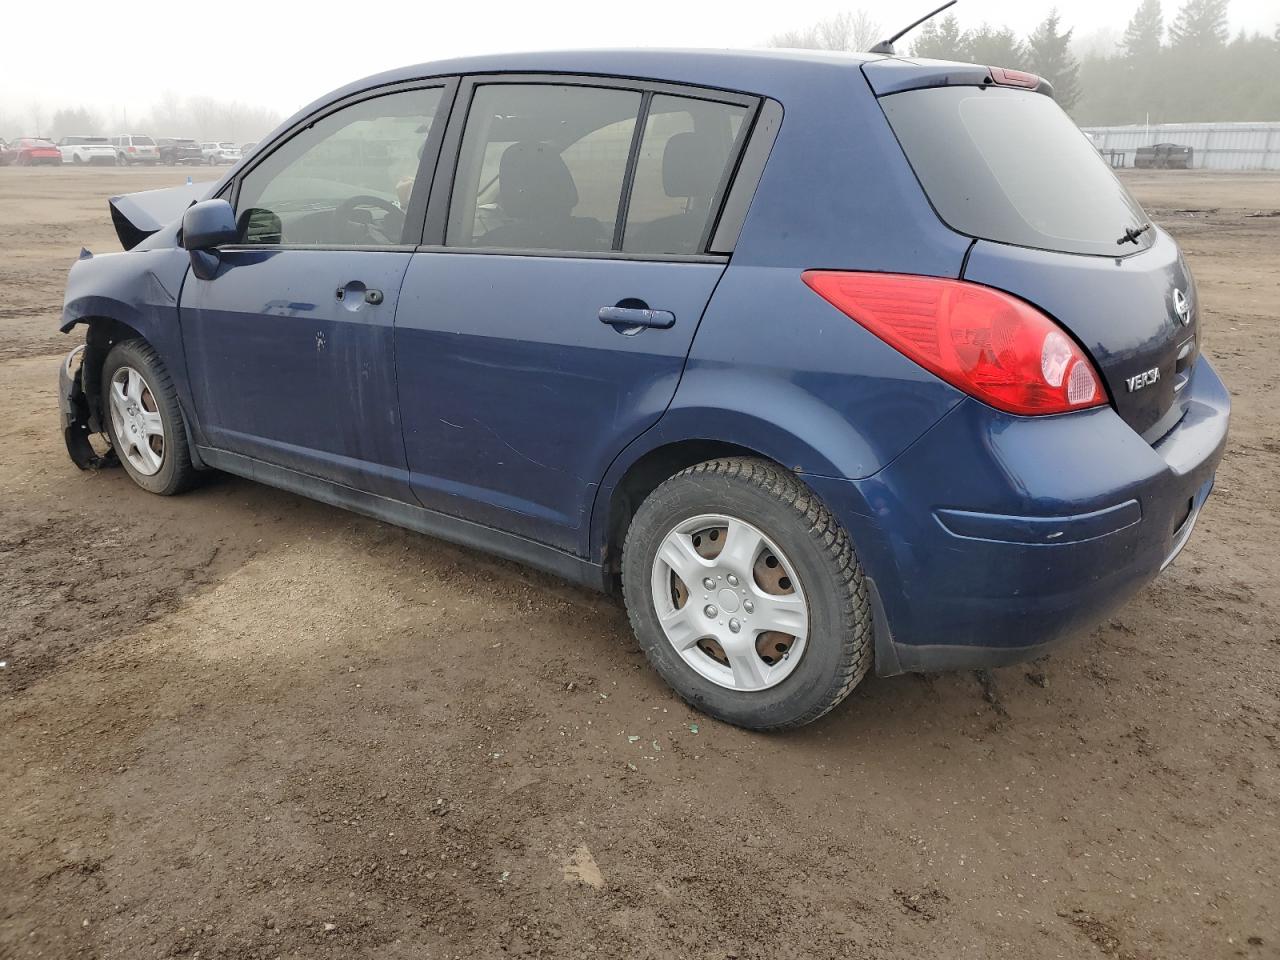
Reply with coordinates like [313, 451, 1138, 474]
[650, 513, 809, 692]
[108, 366, 165, 476]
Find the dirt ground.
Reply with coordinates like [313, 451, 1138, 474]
[1, 165, 1277, 960]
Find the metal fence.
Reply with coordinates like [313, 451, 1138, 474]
[1080, 122, 1280, 171]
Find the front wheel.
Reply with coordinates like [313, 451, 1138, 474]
[101, 339, 197, 495]
[621, 458, 873, 730]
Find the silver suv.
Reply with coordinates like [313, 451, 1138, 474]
[109, 134, 159, 165]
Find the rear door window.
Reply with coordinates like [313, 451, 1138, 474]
[622, 95, 747, 256]
[446, 82, 757, 257]
[881, 86, 1152, 257]
[446, 84, 642, 253]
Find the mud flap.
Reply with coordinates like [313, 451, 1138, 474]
[59, 344, 117, 470]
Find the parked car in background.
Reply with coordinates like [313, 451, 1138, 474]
[58, 136, 116, 165]
[157, 137, 204, 165]
[200, 141, 243, 165]
[110, 135, 159, 165]
[1134, 143, 1194, 169]
[57, 50, 1230, 730]
[240, 141, 258, 157]
[10, 138, 62, 166]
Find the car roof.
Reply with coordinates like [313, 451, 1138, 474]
[367, 47, 875, 87]
[302, 47, 886, 115]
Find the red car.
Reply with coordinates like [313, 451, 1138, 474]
[10, 138, 62, 166]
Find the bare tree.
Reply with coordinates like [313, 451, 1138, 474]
[770, 10, 882, 53]
[26, 101, 47, 138]
[139, 94, 282, 143]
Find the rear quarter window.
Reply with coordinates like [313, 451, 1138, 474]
[881, 86, 1152, 257]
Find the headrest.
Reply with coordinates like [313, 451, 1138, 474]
[663, 131, 726, 199]
[499, 141, 579, 220]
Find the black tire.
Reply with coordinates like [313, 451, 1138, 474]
[100, 339, 198, 496]
[621, 458, 873, 730]
[72, 154, 83, 164]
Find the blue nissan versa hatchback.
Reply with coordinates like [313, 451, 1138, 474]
[58, 50, 1230, 729]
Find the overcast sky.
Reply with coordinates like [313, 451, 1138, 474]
[2, 0, 1277, 126]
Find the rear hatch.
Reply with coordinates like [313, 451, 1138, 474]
[869, 67, 1197, 441]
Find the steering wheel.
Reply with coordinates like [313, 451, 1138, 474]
[333, 195, 405, 244]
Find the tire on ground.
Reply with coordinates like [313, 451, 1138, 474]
[99, 338, 198, 496]
[621, 457, 873, 730]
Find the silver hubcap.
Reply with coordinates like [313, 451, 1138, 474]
[108, 366, 165, 476]
[651, 514, 809, 692]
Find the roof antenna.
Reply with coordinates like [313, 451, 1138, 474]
[868, 0, 958, 55]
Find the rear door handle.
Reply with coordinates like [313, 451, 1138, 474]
[598, 305, 676, 330]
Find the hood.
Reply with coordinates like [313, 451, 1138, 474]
[108, 180, 215, 251]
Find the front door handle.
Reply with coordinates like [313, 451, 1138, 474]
[599, 304, 676, 331]
[335, 284, 384, 305]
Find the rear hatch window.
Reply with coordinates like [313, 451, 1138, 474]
[881, 86, 1151, 257]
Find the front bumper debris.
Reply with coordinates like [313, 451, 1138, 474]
[59, 344, 116, 470]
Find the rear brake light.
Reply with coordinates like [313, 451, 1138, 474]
[802, 271, 1106, 416]
[989, 66, 1042, 88]
[127, 146, 136, 153]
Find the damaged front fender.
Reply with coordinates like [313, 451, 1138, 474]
[59, 344, 117, 470]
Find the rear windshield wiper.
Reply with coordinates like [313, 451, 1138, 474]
[1116, 222, 1152, 245]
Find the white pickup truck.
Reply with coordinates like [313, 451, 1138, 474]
[58, 136, 117, 165]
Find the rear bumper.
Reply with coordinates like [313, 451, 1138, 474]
[806, 355, 1230, 674]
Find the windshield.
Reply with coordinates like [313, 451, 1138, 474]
[881, 86, 1153, 257]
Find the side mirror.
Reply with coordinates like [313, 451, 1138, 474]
[182, 199, 238, 280]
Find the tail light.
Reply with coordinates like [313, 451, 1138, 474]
[127, 145, 136, 153]
[802, 271, 1106, 416]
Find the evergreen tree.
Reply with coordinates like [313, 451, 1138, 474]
[49, 107, 102, 141]
[963, 24, 1027, 68]
[1168, 0, 1229, 48]
[1027, 10, 1082, 109]
[910, 14, 965, 60]
[1122, 0, 1165, 58]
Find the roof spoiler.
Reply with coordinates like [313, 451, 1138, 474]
[108, 180, 213, 250]
[861, 58, 1054, 98]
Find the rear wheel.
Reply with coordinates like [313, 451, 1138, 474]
[621, 458, 873, 730]
[72, 153, 83, 164]
[100, 340, 197, 496]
